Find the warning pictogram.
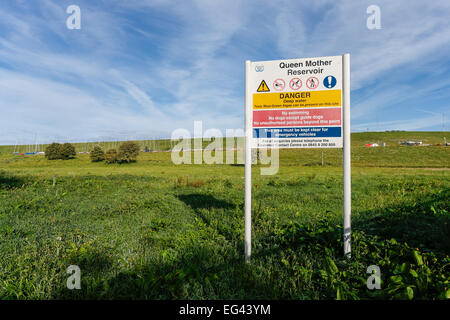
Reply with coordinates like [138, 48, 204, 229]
[323, 75, 337, 88]
[257, 80, 270, 92]
[273, 78, 285, 91]
[289, 78, 302, 90]
[306, 77, 319, 89]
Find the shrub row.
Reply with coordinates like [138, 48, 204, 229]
[45, 143, 76, 160]
[90, 141, 140, 164]
[45, 141, 140, 163]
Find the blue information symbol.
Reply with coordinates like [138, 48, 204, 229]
[323, 75, 337, 89]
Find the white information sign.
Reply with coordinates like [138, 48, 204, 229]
[249, 56, 343, 149]
[244, 54, 351, 263]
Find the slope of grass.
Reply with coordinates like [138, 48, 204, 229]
[0, 132, 449, 300]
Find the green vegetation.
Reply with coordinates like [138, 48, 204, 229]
[5, 131, 449, 156]
[117, 141, 140, 163]
[44, 143, 76, 160]
[96, 142, 140, 164]
[44, 143, 62, 160]
[60, 143, 76, 160]
[0, 132, 448, 299]
[104, 149, 118, 164]
[89, 146, 105, 162]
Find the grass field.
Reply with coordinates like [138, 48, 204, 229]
[0, 132, 449, 300]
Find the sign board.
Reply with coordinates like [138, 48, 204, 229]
[244, 54, 351, 263]
[249, 56, 343, 149]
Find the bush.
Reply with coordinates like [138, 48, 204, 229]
[45, 143, 76, 160]
[105, 149, 118, 164]
[90, 146, 105, 162]
[45, 143, 62, 160]
[117, 141, 140, 163]
[60, 143, 76, 159]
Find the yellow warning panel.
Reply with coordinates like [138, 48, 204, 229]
[257, 80, 270, 92]
[253, 90, 341, 109]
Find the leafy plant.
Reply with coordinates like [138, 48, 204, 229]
[45, 142, 76, 160]
[118, 141, 140, 163]
[45, 143, 62, 160]
[59, 143, 76, 160]
[104, 149, 118, 164]
[270, 219, 449, 300]
[90, 146, 105, 162]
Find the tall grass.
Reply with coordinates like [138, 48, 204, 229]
[0, 132, 448, 299]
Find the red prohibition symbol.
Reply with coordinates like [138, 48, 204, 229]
[306, 77, 319, 89]
[289, 78, 302, 90]
[273, 78, 285, 91]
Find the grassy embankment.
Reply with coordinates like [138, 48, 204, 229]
[0, 132, 449, 299]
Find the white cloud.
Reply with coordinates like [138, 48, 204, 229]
[1, 0, 450, 145]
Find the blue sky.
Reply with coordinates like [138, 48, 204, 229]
[1, 0, 449, 144]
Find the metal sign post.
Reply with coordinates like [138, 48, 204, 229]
[342, 53, 351, 257]
[244, 60, 252, 263]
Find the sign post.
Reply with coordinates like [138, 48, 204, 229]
[244, 60, 252, 263]
[244, 54, 351, 262]
[343, 53, 351, 257]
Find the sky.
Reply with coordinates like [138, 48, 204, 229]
[0, 0, 449, 145]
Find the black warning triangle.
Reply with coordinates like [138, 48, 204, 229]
[257, 80, 270, 92]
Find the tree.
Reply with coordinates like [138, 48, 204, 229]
[60, 143, 76, 159]
[117, 141, 140, 163]
[105, 149, 118, 164]
[90, 146, 105, 162]
[45, 143, 62, 160]
[45, 142, 76, 160]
